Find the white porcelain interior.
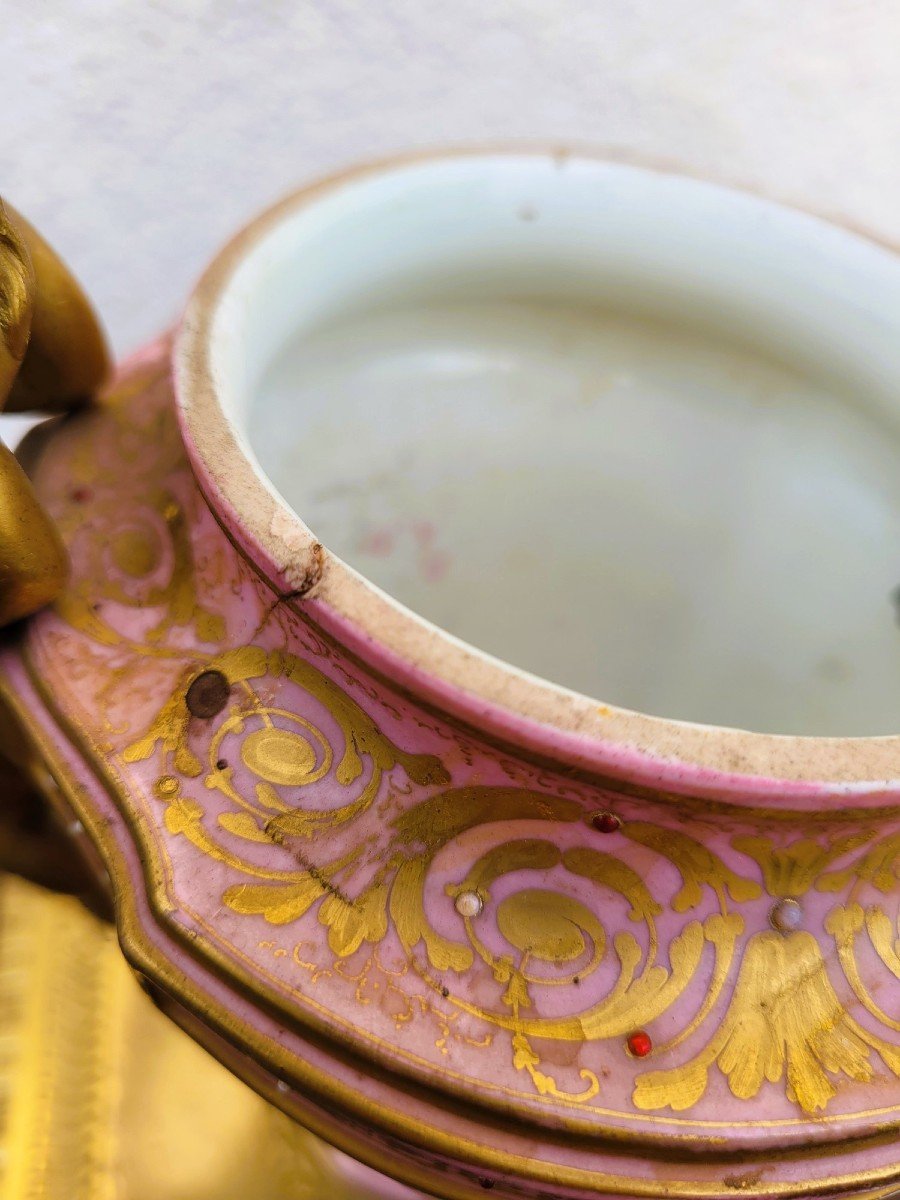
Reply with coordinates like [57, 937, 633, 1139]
[191, 153, 900, 743]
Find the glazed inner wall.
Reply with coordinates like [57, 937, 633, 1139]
[212, 156, 900, 736]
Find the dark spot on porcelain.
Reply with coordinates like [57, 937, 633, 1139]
[185, 670, 230, 718]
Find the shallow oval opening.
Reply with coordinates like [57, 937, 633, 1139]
[226, 155, 900, 737]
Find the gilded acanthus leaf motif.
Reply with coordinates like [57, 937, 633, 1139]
[622, 822, 761, 910]
[217, 811, 272, 843]
[651, 912, 744, 1055]
[125, 669, 203, 775]
[732, 832, 873, 897]
[319, 881, 389, 958]
[578, 922, 707, 1039]
[223, 878, 328, 925]
[163, 793, 204, 835]
[867, 906, 900, 976]
[390, 857, 473, 973]
[825, 904, 900, 1033]
[634, 929, 900, 1115]
[816, 831, 900, 894]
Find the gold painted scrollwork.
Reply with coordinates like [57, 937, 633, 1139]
[36, 365, 900, 1121]
[124, 650, 900, 1116]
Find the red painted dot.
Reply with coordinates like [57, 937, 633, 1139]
[70, 486, 94, 503]
[626, 1030, 652, 1058]
[591, 811, 621, 834]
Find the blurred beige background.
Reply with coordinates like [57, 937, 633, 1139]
[1, 0, 898, 356]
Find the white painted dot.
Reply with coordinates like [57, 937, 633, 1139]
[68, 819, 84, 836]
[770, 898, 802, 932]
[276, 1079, 289, 1094]
[454, 890, 483, 918]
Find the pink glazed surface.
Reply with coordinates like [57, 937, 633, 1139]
[0, 341, 898, 1199]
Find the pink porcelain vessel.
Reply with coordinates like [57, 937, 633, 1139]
[2, 150, 900, 1199]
